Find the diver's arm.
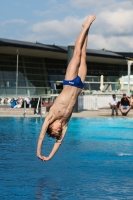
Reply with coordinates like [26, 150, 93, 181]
[37, 113, 53, 160]
[41, 125, 67, 161]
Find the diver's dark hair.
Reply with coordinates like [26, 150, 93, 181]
[47, 126, 53, 138]
[47, 126, 61, 140]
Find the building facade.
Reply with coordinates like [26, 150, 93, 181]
[0, 38, 133, 97]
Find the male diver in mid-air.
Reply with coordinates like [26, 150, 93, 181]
[37, 14, 96, 161]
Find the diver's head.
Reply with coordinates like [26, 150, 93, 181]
[47, 120, 62, 139]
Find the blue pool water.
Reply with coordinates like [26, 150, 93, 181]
[0, 117, 133, 200]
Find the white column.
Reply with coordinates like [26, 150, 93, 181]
[16, 49, 19, 97]
[127, 60, 133, 96]
[100, 75, 104, 91]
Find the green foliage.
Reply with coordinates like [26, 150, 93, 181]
[117, 79, 121, 89]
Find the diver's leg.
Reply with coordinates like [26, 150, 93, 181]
[78, 30, 88, 83]
[65, 14, 96, 80]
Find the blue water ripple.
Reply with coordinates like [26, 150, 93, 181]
[0, 117, 133, 200]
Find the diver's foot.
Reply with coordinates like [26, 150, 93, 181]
[82, 14, 96, 28]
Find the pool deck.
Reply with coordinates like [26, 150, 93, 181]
[0, 107, 133, 117]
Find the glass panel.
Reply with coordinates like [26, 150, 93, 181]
[0, 88, 6, 95]
[12, 71, 16, 79]
[49, 75, 57, 81]
[107, 76, 118, 82]
[27, 88, 36, 96]
[18, 81, 26, 87]
[0, 73, 3, 79]
[26, 80, 34, 87]
[84, 83, 90, 90]
[111, 84, 116, 90]
[2, 71, 14, 79]
[58, 75, 64, 81]
[0, 60, 11, 66]
[26, 81, 50, 88]
[25, 68, 34, 74]
[5, 81, 10, 87]
[0, 80, 5, 87]
[26, 74, 33, 80]
[18, 72, 26, 80]
[5, 88, 16, 95]
[18, 67, 24, 73]
[23, 56, 43, 64]
[90, 83, 100, 90]
[25, 68, 43, 74]
[17, 88, 27, 95]
[30, 81, 45, 87]
[10, 81, 16, 87]
[86, 77, 100, 82]
[32, 74, 44, 81]
[26, 74, 45, 81]
[26, 88, 51, 96]
[35, 88, 45, 95]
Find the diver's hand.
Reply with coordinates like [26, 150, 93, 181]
[38, 155, 50, 162]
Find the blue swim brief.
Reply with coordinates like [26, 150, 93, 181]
[62, 76, 84, 89]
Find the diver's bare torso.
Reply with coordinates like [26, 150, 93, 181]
[48, 86, 82, 125]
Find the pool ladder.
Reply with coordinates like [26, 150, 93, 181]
[23, 97, 43, 118]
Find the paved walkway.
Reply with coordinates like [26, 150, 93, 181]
[0, 109, 132, 118]
[0, 110, 98, 117]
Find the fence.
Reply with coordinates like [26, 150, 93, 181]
[0, 94, 122, 112]
[78, 95, 121, 110]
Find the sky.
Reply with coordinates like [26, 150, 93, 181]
[0, 0, 133, 52]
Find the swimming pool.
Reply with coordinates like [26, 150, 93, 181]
[0, 117, 133, 200]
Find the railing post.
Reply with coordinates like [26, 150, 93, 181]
[40, 96, 42, 117]
[127, 60, 133, 96]
[16, 49, 19, 97]
[95, 95, 98, 110]
[23, 100, 26, 117]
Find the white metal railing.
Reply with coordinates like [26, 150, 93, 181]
[78, 95, 121, 110]
[0, 94, 124, 111]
